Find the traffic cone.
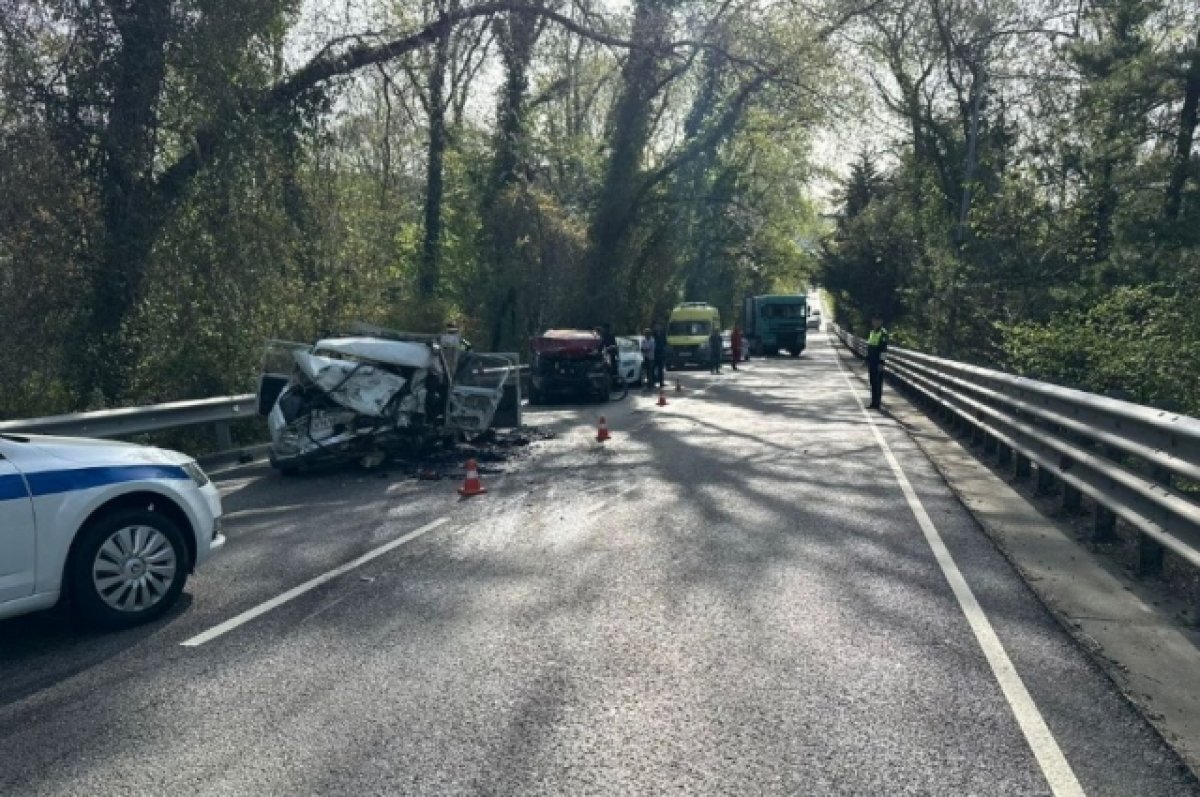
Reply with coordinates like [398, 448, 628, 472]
[675, 379, 683, 394]
[458, 458, 487, 497]
[657, 389, 668, 407]
[596, 416, 611, 443]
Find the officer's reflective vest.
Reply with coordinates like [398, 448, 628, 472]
[867, 328, 889, 347]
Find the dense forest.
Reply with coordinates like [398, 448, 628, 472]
[0, 0, 829, 418]
[1, 0, 1197, 420]
[820, 0, 1200, 414]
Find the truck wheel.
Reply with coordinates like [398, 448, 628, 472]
[69, 508, 189, 629]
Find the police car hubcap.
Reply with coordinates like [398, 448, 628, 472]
[93, 525, 178, 613]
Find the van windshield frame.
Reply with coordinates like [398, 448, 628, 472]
[668, 321, 712, 336]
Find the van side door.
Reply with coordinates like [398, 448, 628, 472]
[447, 353, 518, 435]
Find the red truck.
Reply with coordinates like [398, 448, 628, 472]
[529, 329, 613, 404]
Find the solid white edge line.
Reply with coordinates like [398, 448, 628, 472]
[181, 517, 451, 648]
[829, 339, 1086, 797]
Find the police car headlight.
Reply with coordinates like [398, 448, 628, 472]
[182, 461, 211, 488]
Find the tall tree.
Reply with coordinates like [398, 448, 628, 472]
[1165, 29, 1200, 221]
[581, 0, 679, 325]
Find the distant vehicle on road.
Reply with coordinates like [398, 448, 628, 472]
[807, 307, 822, 330]
[529, 329, 615, 403]
[616, 336, 645, 387]
[743, 294, 808, 357]
[667, 303, 721, 369]
[0, 434, 224, 628]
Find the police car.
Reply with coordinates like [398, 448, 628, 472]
[0, 433, 225, 628]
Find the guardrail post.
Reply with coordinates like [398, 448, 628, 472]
[1035, 464, 1056, 496]
[1137, 465, 1171, 577]
[1062, 485, 1082, 515]
[1093, 505, 1117, 543]
[214, 421, 233, 452]
[1013, 453, 1031, 481]
[945, 410, 964, 436]
[1137, 534, 1165, 578]
[996, 442, 1012, 468]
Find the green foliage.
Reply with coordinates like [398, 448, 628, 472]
[0, 0, 867, 419]
[820, 0, 1200, 412]
[1004, 283, 1200, 415]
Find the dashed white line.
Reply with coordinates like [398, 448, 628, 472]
[181, 517, 450, 647]
[829, 341, 1086, 797]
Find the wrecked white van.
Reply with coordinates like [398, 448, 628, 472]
[258, 329, 518, 472]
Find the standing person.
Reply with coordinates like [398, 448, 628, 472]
[600, 322, 619, 376]
[730, 325, 743, 371]
[708, 326, 723, 374]
[652, 323, 668, 387]
[639, 328, 655, 389]
[866, 315, 889, 410]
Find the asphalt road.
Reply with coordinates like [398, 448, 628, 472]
[1, 332, 1197, 796]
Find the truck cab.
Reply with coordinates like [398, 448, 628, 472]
[667, 303, 721, 369]
[743, 294, 808, 357]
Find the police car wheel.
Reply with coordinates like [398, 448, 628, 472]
[70, 508, 189, 629]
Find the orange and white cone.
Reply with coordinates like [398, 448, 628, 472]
[596, 416, 612, 443]
[657, 389, 668, 407]
[458, 458, 487, 497]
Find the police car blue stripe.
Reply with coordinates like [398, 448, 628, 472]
[0, 473, 29, 501]
[19, 465, 190, 499]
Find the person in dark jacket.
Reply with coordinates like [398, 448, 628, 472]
[652, 323, 668, 387]
[708, 327, 723, 374]
[599, 323, 619, 376]
[865, 315, 889, 409]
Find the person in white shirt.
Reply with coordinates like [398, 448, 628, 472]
[639, 329, 655, 389]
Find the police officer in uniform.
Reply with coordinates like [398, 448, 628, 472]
[866, 315, 889, 410]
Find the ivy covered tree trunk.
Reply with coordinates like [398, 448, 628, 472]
[83, 0, 175, 404]
[581, 0, 676, 326]
[1165, 31, 1200, 221]
[418, 22, 452, 301]
[481, 3, 544, 350]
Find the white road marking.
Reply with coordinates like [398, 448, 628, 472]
[221, 504, 311, 520]
[829, 341, 1086, 797]
[181, 517, 451, 647]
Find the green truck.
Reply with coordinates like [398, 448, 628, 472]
[743, 294, 808, 357]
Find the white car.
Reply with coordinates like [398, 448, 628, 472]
[616, 337, 645, 386]
[807, 308, 822, 330]
[0, 434, 225, 628]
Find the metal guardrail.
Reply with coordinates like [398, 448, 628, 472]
[831, 323, 1200, 595]
[0, 395, 259, 450]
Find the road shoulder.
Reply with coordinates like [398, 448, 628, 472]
[830, 337, 1200, 773]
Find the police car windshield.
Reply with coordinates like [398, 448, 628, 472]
[669, 321, 711, 336]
